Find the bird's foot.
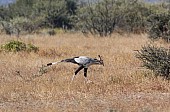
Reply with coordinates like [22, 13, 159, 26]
[84, 78, 93, 84]
[86, 80, 93, 84]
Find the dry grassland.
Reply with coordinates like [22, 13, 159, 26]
[0, 33, 170, 112]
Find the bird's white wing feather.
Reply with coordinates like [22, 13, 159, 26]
[74, 56, 91, 65]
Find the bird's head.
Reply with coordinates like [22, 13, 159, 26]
[93, 55, 104, 66]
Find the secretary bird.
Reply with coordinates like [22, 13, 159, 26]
[46, 55, 104, 82]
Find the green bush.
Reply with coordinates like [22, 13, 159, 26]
[27, 43, 39, 53]
[147, 12, 170, 42]
[135, 44, 170, 80]
[1, 40, 39, 53]
[1, 40, 26, 52]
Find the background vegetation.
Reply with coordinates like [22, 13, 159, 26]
[0, 0, 170, 37]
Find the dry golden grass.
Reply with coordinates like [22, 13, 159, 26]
[0, 33, 170, 112]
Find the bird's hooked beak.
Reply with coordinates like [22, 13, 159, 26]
[98, 55, 104, 66]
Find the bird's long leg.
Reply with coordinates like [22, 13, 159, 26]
[71, 65, 84, 83]
[84, 68, 88, 81]
[84, 68, 89, 82]
[84, 68, 93, 83]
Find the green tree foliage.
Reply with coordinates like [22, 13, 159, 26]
[147, 12, 170, 42]
[0, 6, 12, 20]
[1, 21, 13, 35]
[46, 0, 69, 28]
[32, 0, 77, 29]
[136, 45, 170, 80]
[77, 0, 117, 36]
[10, 0, 35, 17]
[66, 0, 77, 15]
[1, 17, 35, 36]
[1, 0, 170, 37]
[118, 0, 151, 33]
[0, 0, 78, 35]
[76, 0, 153, 36]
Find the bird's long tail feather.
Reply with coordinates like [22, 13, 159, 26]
[47, 61, 62, 66]
[47, 58, 74, 66]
